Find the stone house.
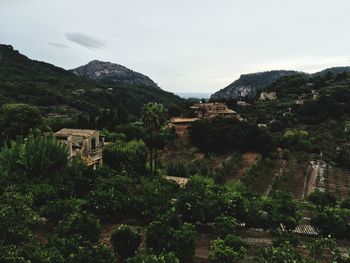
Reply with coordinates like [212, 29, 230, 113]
[54, 128, 104, 169]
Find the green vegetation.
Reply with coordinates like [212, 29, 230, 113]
[1, 55, 350, 262]
[190, 117, 276, 156]
[110, 225, 141, 262]
[0, 44, 185, 129]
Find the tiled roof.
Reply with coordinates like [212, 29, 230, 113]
[54, 128, 98, 138]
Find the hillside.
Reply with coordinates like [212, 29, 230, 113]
[211, 70, 298, 100]
[236, 71, 350, 158]
[71, 60, 160, 89]
[211, 67, 350, 100]
[0, 44, 184, 118]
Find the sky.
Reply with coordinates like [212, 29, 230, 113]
[1, 0, 349, 94]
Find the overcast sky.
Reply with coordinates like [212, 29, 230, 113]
[1, 0, 349, 93]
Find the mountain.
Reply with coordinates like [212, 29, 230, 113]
[71, 60, 160, 89]
[211, 67, 350, 101]
[0, 44, 184, 118]
[313, 66, 350, 77]
[211, 70, 298, 100]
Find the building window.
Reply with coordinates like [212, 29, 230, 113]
[91, 137, 96, 150]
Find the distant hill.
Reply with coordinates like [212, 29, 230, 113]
[211, 67, 350, 100]
[211, 70, 298, 100]
[313, 66, 350, 77]
[71, 60, 160, 89]
[0, 44, 184, 118]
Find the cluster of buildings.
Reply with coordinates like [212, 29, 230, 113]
[170, 102, 241, 138]
[52, 102, 239, 166]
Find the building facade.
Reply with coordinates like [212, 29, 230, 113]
[54, 128, 104, 169]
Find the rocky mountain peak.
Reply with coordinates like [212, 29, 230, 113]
[71, 60, 160, 89]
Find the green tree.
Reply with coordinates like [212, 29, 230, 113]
[176, 176, 219, 223]
[0, 187, 43, 245]
[103, 140, 148, 176]
[110, 225, 141, 261]
[210, 234, 248, 263]
[127, 251, 179, 263]
[53, 211, 101, 242]
[310, 207, 350, 239]
[263, 191, 300, 231]
[0, 103, 43, 142]
[87, 174, 133, 219]
[141, 103, 167, 175]
[40, 198, 85, 223]
[0, 133, 68, 180]
[145, 211, 196, 263]
[254, 242, 310, 263]
[213, 216, 238, 238]
[50, 237, 116, 263]
[308, 190, 337, 212]
[309, 237, 339, 261]
[132, 177, 179, 220]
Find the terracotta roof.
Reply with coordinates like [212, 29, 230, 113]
[171, 117, 198, 123]
[54, 128, 98, 138]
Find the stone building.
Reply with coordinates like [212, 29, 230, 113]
[54, 128, 104, 169]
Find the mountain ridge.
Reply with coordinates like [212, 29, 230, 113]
[0, 44, 184, 118]
[71, 60, 160, 89]
[211, 67, 350, 100]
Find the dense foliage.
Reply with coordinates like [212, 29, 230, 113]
[0, 44, 185, 125]
[190, 117, 276, 155]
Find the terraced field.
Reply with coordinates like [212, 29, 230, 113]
[313, 164, 350, 199]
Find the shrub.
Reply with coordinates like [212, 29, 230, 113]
[127, 251, 179, 263]
[0, 187, 43, 245]
[53, 211, 101, 242]
[103, 140, 148, 175]
[145, 211, 196, 263]
[0, 133, 68, 180]
[210, 234, 247, 262]
[110, 225, 141, 261]
[40, 198, 85, 223]
[213, 216, 238, 238]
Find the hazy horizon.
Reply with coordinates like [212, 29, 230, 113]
[1, 0, 349, 93]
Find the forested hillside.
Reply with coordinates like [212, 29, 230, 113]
[0, 44, 185, 120]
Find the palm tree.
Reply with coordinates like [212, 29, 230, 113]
[141, 103, 167, 175]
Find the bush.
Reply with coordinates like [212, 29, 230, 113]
[40, 198, 85, 223]
[0, 187, 43, 246]
[110, 225, 141, 261]
[50, 237, 116, 263]
[0, 133, 68, 180]
[103, 140, 148, 175]
[0, 103, 43, 141]
[254, 242, 308, 263]
[213, 216, 238, 238]
[87, 174, 133, 218]
[210, 234, 247, 262]
[190, 117, 276, 155]
[127, 251, 179, 263]
[28, 183, 59, 207]
[53, 211, 101, 242]
[132, 177, 179, 220]
[310, 207, 350, 239]
[145, 212, 196, 263]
